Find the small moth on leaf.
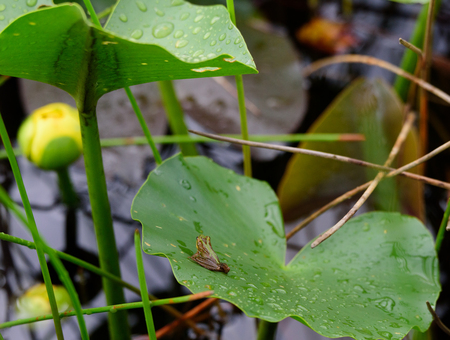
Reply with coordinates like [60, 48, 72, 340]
[190, 235, 230, 274]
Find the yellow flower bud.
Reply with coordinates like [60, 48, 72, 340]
[18, 103, 83, 170]
[16, 284, 72, 319]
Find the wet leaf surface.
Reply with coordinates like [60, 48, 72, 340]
[0, 0, 257, 101]
[132, 154, 440, 340]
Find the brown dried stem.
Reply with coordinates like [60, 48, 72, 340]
[399, 38, 423, 58]
[419, 0, 436, 159]
[189, 130, 450, 190]
[426, 301, 450, 336]
[288, 131, 450, 240]
[302, 54, 450, 105]
[155, 298, 218, 339]
[311, 113, 415, 248]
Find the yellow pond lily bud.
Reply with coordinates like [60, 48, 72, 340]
[16, 284, 72, 319]
[18, 103, 82, 170]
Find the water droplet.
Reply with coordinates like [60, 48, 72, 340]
[239, 43, 244, 48]
[131, 29, 143, 39]
[180, 12, 190, 20]
[264, 202, 284, 238]
[175, 39, 189, 48]
[194, 14, 204, 22]
[109, 307, 117, 314]
[192, 27, 201, 34]
[192, 49, 204, 57]
[191, 67, 221, 73]
[152, 22, 174, 38]
[226, 39, 231, 44]
[189, 196, 197, 202]
[250, 296, 264, 305]
[136, 0, 147, 11]
[234, 37, 241, 44]
[171, 0, 184, 5]
[180, 179, 191, 189]
[369, 297, 395, 312]
[210, 40, 217, 46]
[210, 16, 220, 24]
[227, 290, 238, 296]
[216, 48, 222, 52]
[353, 284, 367, 294]
[119, 14, 128, 22]
[170, 31, 182, 40]
[202, 32, 211, 40]
[228, 24, 233, 30]
[0, 4, 6, 11]
[218, 33, 226, 41]
[206, 53, 216, 58]
[154, 7, 164, 16]
[26, 0, 36, 6]
[363, 223, 370, 231]
[193, 221, 203, 234]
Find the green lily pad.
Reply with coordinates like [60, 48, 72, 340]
[131, 154, 440, 340]
[277, 78, 423, 221]
[0, 0, 256, 101]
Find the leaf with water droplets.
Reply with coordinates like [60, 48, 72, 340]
[132, 154, 440, 340]
[0, 0, 256, 101]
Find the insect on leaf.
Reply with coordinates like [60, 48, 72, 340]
[190, 235, 230, 274]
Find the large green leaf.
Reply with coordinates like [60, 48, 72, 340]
[277, 78, 423, 221]
[131, 154, 440, 340]
[0, 0, 256, 101]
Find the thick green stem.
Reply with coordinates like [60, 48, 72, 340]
[394, 1, 441, 101]
[56, 168, 79, 208]
[226, 1, 252, 177]
[134, 231, 156, 340]
[157, 80, 198, 156]
[0, 113, 65, 340]
[257, 321, 278, 340]
[124, 87, 162, 165]
[435, 197, 450, 253]
[77, 104, 130, 340]
[235, 75, 252, 177]
[0, 292, 212, 329]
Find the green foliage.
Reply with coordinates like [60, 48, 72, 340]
[277, 78, 422, 221]
[132, 154, 440, 340]
[0, 0, 257, 101]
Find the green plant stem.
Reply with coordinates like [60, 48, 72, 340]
[134, 231, 156, 340]
[77, 1, 130, 336]
[257, 321, 278, 340]
[157, 80, 198, 156]
[0, 331, 3, 340]
[226, 0, 252, 177]
[0, 187, 89, 340]
[56, 168, 79, 208]
[0, 113, 65, 340]
[0, 133, 364, 159]
[394, 0, 441, 101]
[0, 292, 213, 329]
[435, 197, 450, 253]
[76, 104, 130, 340]
[0, 230, 194, 326]
[124, 87, 162, 165]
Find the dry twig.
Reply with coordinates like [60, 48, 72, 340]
[302, 55, 450, 105]
[426, 301, 450, 336]
[399, 38, 423, 58]
[189, 130, 450, 190]
[288, 133, 450, 240]
[311, 113, 415, 248]
[155, 298, 218, 338]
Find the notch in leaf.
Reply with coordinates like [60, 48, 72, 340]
[190, 235, 230, 274]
